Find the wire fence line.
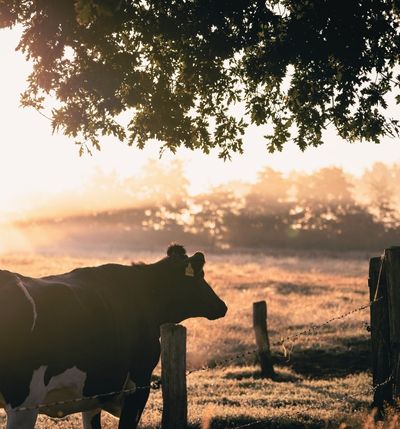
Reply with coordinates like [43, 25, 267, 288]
[216, 255, 388, 429]
[13, 255, 386, 414]
[12, 296, 377, 414]
[187, 296, 382, 377]
[14, 380, 162, 413]
[13, 296, 381, 414]
[188, 253, 386, 376]
[370, 372, 393, 396]
[225, 419, 269, 429]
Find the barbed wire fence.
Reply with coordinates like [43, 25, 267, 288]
[186, 296, 382, 377]
[12, 254, 387, 426]
[13, 293, 381, 414]
[192, 253, 388, 429]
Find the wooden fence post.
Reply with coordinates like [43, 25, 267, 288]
[385, 247, 400, 401]
[161, 323, 187, 429]
[253, 300, 275, 378]
[369, 255, 392, 410]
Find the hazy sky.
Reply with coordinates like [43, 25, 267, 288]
[1, 27, 400, 216]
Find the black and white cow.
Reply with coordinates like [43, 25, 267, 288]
[0, 244, 227, 429]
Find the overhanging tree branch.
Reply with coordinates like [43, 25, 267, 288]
[0, 0, 399, 157]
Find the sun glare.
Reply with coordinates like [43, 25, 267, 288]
[1, 27, 400, 222]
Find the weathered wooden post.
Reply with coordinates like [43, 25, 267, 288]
[369, 255, 392, 410]
[161, 323, 187, 429]
[385, 247, 400, 400]
[253, 300, 275, 378]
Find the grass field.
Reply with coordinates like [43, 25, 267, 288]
[0, 249, 385, 428]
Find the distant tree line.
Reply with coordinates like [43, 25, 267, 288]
[21, 161, 400, 252]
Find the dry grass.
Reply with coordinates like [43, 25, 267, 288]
[0, 250, 387, 428]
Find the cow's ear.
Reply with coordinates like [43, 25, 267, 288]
[167, 244, 187, 257]
[188, 252, 205, 274]
[192, 252, 205, 264]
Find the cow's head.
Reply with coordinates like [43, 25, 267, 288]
[158, 244, 227, 324]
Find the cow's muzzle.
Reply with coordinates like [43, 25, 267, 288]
[207, 301, 228, 320]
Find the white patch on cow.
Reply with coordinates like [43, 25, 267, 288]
[15, 276, 37, 332]
[7, 366, 89, 418]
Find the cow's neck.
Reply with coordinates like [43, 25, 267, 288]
[113, 264, 188, 333]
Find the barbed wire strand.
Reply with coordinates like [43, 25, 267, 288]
[371, 372, 393, 395]
[14, 380, 161, 413]
[224, 419, 268, 429]
[191, 254, 386, 375]
[187, 296, 382, 376]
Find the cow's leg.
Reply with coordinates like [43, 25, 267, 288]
[5, 409, 38, 429]
[82, 409, 102, 429]
[117, 388, 150, 429]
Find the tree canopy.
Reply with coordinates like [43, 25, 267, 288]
[1, 0, 399, 157]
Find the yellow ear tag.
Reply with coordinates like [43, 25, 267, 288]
[185, 263, 194, 277]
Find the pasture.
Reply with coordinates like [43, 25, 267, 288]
[0, 250, 382, 428]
